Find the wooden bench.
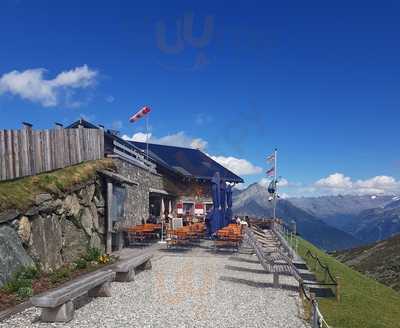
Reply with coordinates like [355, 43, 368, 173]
[113, 253, 153, 282]
[30, 270, 115, 323]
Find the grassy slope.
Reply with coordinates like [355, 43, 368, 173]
[0, 159, 114, 213]
[335, 234, 400, 292]
[296, 236, 400, 328]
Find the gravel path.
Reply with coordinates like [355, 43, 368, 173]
[0, 243, 309, 328]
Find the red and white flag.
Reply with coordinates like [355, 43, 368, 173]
[266, 167, 275, 176]
[266, 153, 275, 163]
[129, 106, 151, 123]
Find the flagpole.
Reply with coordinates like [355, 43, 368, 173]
[145, 114, 149, 162]
[273, 148, 278, 221]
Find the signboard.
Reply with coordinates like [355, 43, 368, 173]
[172, 218, 183, 230]
[194, 203, 204, 216]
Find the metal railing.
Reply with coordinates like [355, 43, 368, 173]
[305, 250, 338, 288]
[273, 222, 333, 328]
[300, 283, 331, 328]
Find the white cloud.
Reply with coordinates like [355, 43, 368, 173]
[123, 132, 150, 142]
[313, 173, 400, 195]
[122, 131, 208, 150]
[234, 183, 248, 190]
[211, 155, 262, 176]
[0, 65, 97, 107]
[315, 173, 353, 189]
[259, 177, 289, 188]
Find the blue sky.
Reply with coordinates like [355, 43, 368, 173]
[1, 0, 400, 196]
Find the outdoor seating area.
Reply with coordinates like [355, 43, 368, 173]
[214, 223, 243, 251]
[124, 224, 162, 245]
[166, 223, 206, 248]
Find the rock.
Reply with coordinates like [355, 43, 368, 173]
[87, 184, 96, 203]
[63, 194, 81, 218]
[29, 214, 63, 272]
[25, 206, 39, 216]
[0, 209, 20, 224]
[61, 219, 89, 263]
[0, 224, 35, 288]
[35, 193, 53, 205]
[94, 195, 105, 208]
[98, 207, 105, 216]
[90, 203, 100, 232]
[38, 200, 59, 214]
[18, 216, 31, 243]
[90, 233, 104, 251]
[79, 184, 96, 206]
[80, 207, 94, 236]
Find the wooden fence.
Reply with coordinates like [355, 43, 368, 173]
[0, 124, 104, 182]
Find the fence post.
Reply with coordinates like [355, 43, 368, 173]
[299, 282, 304, 299]
[336, 275, 341, 303]
[310, 293, 319, 328]
[106, 181, 113, 254]
[21, 122, 33, 176]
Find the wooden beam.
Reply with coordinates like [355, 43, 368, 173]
[99, 170, 138, 186]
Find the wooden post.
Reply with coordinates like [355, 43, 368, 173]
[106, 181, 113, 254]
[310, 293, 318, 328]
[299, 282, 304, 300]
[336, 275, 341, 303]
[21, 122, 33, 176]
[0, 130, 5, 181]
[273, 272, 280, 288]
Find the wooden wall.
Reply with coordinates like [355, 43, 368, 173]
[0, 124, 104, 181]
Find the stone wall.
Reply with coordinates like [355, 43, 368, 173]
[112, 158, 164, 227]
[113, 157, 213, 228]
[0, 179, 107, 287]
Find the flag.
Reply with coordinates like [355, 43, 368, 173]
[266, 167, 275, 176]
[266, 153, 275, 163]
[129, 106, 151, 123]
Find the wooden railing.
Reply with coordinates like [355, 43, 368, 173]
[112, 140, 156, 172]
[0, 124, 104, 181]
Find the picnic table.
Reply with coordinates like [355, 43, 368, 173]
[125, 224, 162, 245]
[214, 224, 243, 251]
[166, 223, 206, 247]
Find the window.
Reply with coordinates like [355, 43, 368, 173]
[183, 202, 194, 215]
[111, 185, 126, 222]
[205, 203, 213, 214]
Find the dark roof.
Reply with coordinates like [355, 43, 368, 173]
[130, 142, 244, 183]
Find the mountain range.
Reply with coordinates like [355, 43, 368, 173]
[233, 183, 400, 250]
[233, 184, 362, 250]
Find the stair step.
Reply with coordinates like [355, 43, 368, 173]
[298, 269, 316, 281]
[303, 280, 335, 298]
[308, 285, 335, 298]
[293, 260, 308, 270]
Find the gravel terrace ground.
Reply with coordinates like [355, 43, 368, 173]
[0, 242, 309, 328]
